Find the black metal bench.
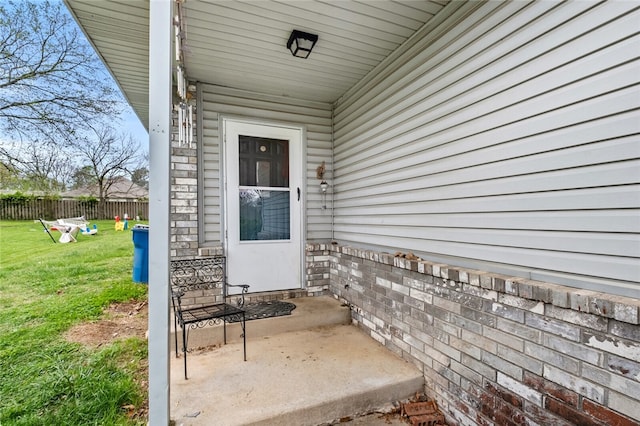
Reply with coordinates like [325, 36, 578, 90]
[170, 256, 249, 379]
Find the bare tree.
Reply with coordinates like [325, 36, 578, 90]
[0, 137, 73, 194]
[71, 125, 143, 215]
[0, 0, 119, 139]
[0, 1, 148, 199]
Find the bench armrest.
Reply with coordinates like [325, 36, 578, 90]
[227, 283, 250, 307]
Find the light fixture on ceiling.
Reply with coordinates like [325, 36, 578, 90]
[287, 29, 318, 59]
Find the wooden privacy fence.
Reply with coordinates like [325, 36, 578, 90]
[0, 199, 149, 221]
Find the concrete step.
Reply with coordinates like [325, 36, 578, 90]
[170, 295, 352, 351]
[170, 323, 424, 426]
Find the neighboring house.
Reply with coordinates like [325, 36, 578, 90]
[61, 177, 148, 201]
[65, 1, 639, 425]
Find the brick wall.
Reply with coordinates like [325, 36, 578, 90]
[305, 243, 332, 296]
[306, 243, 640, 426]
[171, 144, 199, 258]
[170, 95, 201, 259]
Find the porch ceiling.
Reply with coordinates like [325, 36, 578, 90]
[65, 0, 449, 129]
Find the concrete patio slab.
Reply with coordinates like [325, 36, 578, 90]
[170, 323, 423, 425]
[170, 295, 352, 351]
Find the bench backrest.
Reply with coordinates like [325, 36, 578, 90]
[170, 257, 226, 310]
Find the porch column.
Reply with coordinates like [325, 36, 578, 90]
[148, 0, 173, 425]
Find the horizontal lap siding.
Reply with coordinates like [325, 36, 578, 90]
[200, 85, 333, 244]
[332, 1, 640, 296]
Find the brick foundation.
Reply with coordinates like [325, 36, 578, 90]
[306, 243, 640, 425]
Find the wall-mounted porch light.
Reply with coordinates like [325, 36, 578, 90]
[320, 180, 329, 209]
[317, 161, 329, 209]
[287, 30, 318, 59]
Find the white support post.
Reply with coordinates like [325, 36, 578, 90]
[148, 0, 172, 425]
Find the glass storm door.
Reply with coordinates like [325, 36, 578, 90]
[224, 120, 302, 292]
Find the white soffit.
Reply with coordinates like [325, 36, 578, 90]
[65, 0, 449, 128]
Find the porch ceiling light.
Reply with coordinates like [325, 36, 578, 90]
[287, 30, 318, 59]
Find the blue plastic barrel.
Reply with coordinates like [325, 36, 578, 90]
[132, 225, 149, 283]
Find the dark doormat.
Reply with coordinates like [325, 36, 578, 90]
[229, 300, 296, 322]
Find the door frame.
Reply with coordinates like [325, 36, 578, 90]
[220, 115, 306, 291]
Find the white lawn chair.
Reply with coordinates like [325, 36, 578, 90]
[38, 217, 89, 243]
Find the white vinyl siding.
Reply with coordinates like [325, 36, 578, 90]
[332, 1, 640, 296]
[199, 85, 333, 244]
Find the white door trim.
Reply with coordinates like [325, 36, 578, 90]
[221, 116, 306, 292]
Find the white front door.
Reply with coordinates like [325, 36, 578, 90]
[224, 119, 303, 292]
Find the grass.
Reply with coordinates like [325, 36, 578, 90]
[0, 220, 149, 425]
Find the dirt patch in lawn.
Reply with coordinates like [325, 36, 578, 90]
[65, 300, 148, 347]
[64, 299, 150, 422]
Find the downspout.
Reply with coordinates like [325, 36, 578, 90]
[330, 105, 335, 242]
[197, 82, 204, 245]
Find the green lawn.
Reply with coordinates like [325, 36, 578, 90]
[0, 220, 148, 425]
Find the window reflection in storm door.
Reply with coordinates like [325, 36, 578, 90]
[224, 120, 302, 293]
